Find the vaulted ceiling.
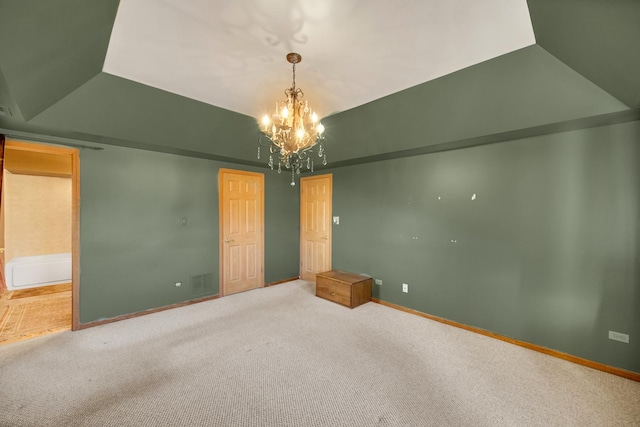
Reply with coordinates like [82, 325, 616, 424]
[0, 0, 639, 167]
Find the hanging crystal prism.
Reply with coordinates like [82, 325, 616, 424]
[323, 154, 327, 165]
[318, 145, 324, 157]
[311, 160, 314, 173]
[285, 158, 290, 169]
[291, 169, 295, 186]
[296, 166, 300, 175]
[257, 145, 261, 159]
[268, 155, 274, 169]
[278, 163, 282, 174]
[307, 157, 311, 170]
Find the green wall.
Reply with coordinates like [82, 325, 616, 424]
[528, 0, 640, 108]
[326, 120, 640, 373]
[0, 0, 119, 120]
[30, 73, 263, 163]
[321, 45, 626, 163]
[79, 143, 298, 324]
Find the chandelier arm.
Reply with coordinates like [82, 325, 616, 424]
[258, 134, 273, 147]
[296, 149, 313, 161]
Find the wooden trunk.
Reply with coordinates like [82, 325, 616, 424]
[316, 270, 372, 309]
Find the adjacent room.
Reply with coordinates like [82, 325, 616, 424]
[0, 142, 74, 344]
[1, 0, 639, 425]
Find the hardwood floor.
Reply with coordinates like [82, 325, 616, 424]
[0, 283, 71, 345]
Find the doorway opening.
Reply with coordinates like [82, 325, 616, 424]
[0, 139, 80, 344]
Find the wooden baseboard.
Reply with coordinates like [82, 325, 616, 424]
[265, 276, 299, 287]
[371, 298, 640, 383]
[77, 294, 219, 330]
[77, 278, 300, 330]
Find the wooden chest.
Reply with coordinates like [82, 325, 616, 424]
[316, 270, 372, 309]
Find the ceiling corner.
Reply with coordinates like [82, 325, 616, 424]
[527, 0, 640, 107]
[0, 0, 120, 121]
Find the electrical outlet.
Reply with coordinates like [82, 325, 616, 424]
[175, 282, 182, 287]
[608, 331, 629, 343]
[375, 279, 382, 285]
[402, 283, 408, 293]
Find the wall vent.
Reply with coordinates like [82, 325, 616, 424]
[191, 273, 214, 297]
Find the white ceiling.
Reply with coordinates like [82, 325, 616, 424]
[103, 0, 535, 120]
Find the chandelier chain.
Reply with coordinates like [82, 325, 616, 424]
[292, 61, 296, 91]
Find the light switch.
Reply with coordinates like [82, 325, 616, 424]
[333, 216, 339, 225]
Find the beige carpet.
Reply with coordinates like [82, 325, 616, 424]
[0, 280, 638, 426]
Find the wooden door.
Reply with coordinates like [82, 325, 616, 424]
[300, 174, 332, 282]
[0, 135, 5, 292]
[219, 169, 264, 296]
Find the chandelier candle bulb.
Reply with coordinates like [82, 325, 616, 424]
[257, 52, 327, 185]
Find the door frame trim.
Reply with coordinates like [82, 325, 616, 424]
[299, 173, 333, 281]
[218, 168, 265, 297]
[4, 139, 80, 330]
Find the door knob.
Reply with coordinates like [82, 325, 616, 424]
[321, 236, 328, 240]
[224, 238, 234, 243]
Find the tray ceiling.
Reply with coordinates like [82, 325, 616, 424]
[103, 0, 535, 118]
[2, 0, 637, 167]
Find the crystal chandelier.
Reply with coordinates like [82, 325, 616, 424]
[258, 53, 326, 186]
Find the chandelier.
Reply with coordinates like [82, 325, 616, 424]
[258, 53, 326, 186]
